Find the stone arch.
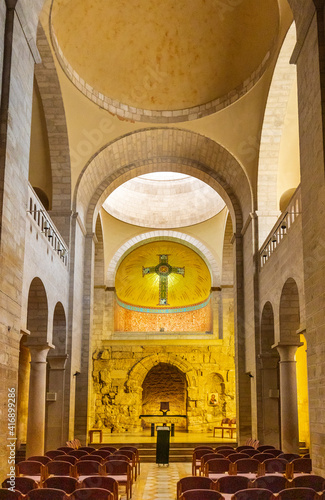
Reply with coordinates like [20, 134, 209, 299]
[52, 302, 67, 355]
[142, 362, 187, 420]
[259, 301, 280, 447]
[257, 22, 297, 246]
[73, 128, 252, 234]
[261, 301, 276, 353]
[126, 353, 197, 392]
[35, 23, 71, 244]
[26, 277, 48, 341]
[279, 277, 300, 342]
[106, 231, 220, 287]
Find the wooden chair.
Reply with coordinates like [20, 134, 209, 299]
[293, 474, 325, 491]
[113, 450, 137, 480]
[257, 446, 276, 452]
[26, 488, 69, 500]
[216, 475, 250, 494]
[47, 460, 74, 476]
[218, 449, 239, 458]
[236, 446, 255, 452]
[2, 477, 37, 494]
[263, 458, 288, 474]
[253, 453, 276, 463]
[43, 476, 79, 493]
[235, 458, 260, 476]
[70, 489, 113, 500]
[250, 474, 289, 493]
[57, 447, 73, 453]
[90, 449, 112, 459]
[180, 490, 225, 500]
[213, 417, 236, 438]
[276, 487, 320, 500]
[104, 459, 132, 500]
[290, 458, 313, 474]
[78, 446, 96, 453]
[68, 450, 89, 459]
[77, 454, 103, 463]
[16, 460, 47, 482]
[231, 488, 275, 499]
[264, 449, 283, 457]
[99, 447, 118, 453]
[45, 450, 67, 459]
[200, 453, 226, 475]
[0, 490, 24, 500]
[82, 476, 119, 500]
[53, 455, 77, 465]
[215, 446, 235, 451]
[74, 460, 103, 480]
[204, 458, 232, 480]
[192, 449, 217, 475]
[278, 453, 301, 462]
[177, 476, 216, 500]
[243, 449, 260, 457]
[26, 456, 51, 465]
[119, 446, 141, 475]
[228, 453, 250, 463]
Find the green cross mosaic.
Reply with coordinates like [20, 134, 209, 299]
[142, 254, 185, 305]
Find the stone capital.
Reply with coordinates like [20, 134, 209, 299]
[272, 341, 303, 362]
[47, 354, 69, 370]
[24, 340, 54, 362]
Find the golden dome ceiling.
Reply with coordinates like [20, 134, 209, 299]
[51, 0, 279, 118]
[115, 241, 211, 309]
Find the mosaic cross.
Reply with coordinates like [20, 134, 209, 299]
[142, 254, 185, 305]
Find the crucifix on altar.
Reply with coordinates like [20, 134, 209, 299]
[142, 254, 185, 305]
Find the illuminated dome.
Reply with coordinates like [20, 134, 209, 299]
[103, 173, 226, 228]
[50, 0, 279, 121]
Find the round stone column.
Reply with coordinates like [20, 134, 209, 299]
[26, 343, 52, 457]
[274, 341, 303, 453]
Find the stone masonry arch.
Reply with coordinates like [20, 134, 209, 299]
[106, 231, 221, 287]
[126, 353, 197, 393]
[73, 128, 252, 234]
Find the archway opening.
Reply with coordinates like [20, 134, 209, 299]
[259, 302, 280, 447]
[142, 362, 187, 431]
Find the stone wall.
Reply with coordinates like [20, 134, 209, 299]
[91, 340, 236, 435]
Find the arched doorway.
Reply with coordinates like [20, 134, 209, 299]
[277, 277, 307, 452]
[45, 302, 68, 450]
[258, 301, 280, 447]
[19, 278, 52, 456]
[141, 362, 187, 431]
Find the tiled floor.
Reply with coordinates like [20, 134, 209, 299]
[122, 462, 191, 500]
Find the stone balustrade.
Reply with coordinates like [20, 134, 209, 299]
[27, 183, 68, 266]
[259, 185, 301, 269]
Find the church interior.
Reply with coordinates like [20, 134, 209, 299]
[1, 0, 325, 496]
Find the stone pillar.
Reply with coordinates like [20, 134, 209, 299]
[26, 343, 53, 457]
[210, 287, 222, 338]
[45, 354, 69, 451]
[257, 353, 280, 448]
[274, 341, 303, 453]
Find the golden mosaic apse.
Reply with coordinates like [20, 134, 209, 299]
[115, 241, 211, 309]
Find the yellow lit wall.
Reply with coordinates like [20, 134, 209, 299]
[296, 334, 310, 448]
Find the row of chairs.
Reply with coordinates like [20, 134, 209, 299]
[177, 474, 325, 499]
[12, 445, 140, 500]
[179, 487, 325, 500]
[0, 488, 114, 499]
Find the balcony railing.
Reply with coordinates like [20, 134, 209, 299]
[27, 184, 68, 267]
[259, 185, 301, 269]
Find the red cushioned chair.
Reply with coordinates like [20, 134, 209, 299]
[216, 475, 250, 494]
[231, 488, 275, 499]
[293, 474, 325, 491]
[276, 487, 319, 500]
[0, 490, 24, 500]
[70, 489, 113, 500]
[177, 476, 216, 500]
[251, 474, 289, 493]
[43, 476, 79, 493]
[45, 450, 67, 459]
[82, 476, 119, 500]
[53, 455, 77, 465]
[26, 488, 68, 500]
[2, 477, 38, 494]
[104, 459, 132, 500]
[204, 458, 232, 480]
[263, 458, 288, 474]
[180, 490, 225, 500]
